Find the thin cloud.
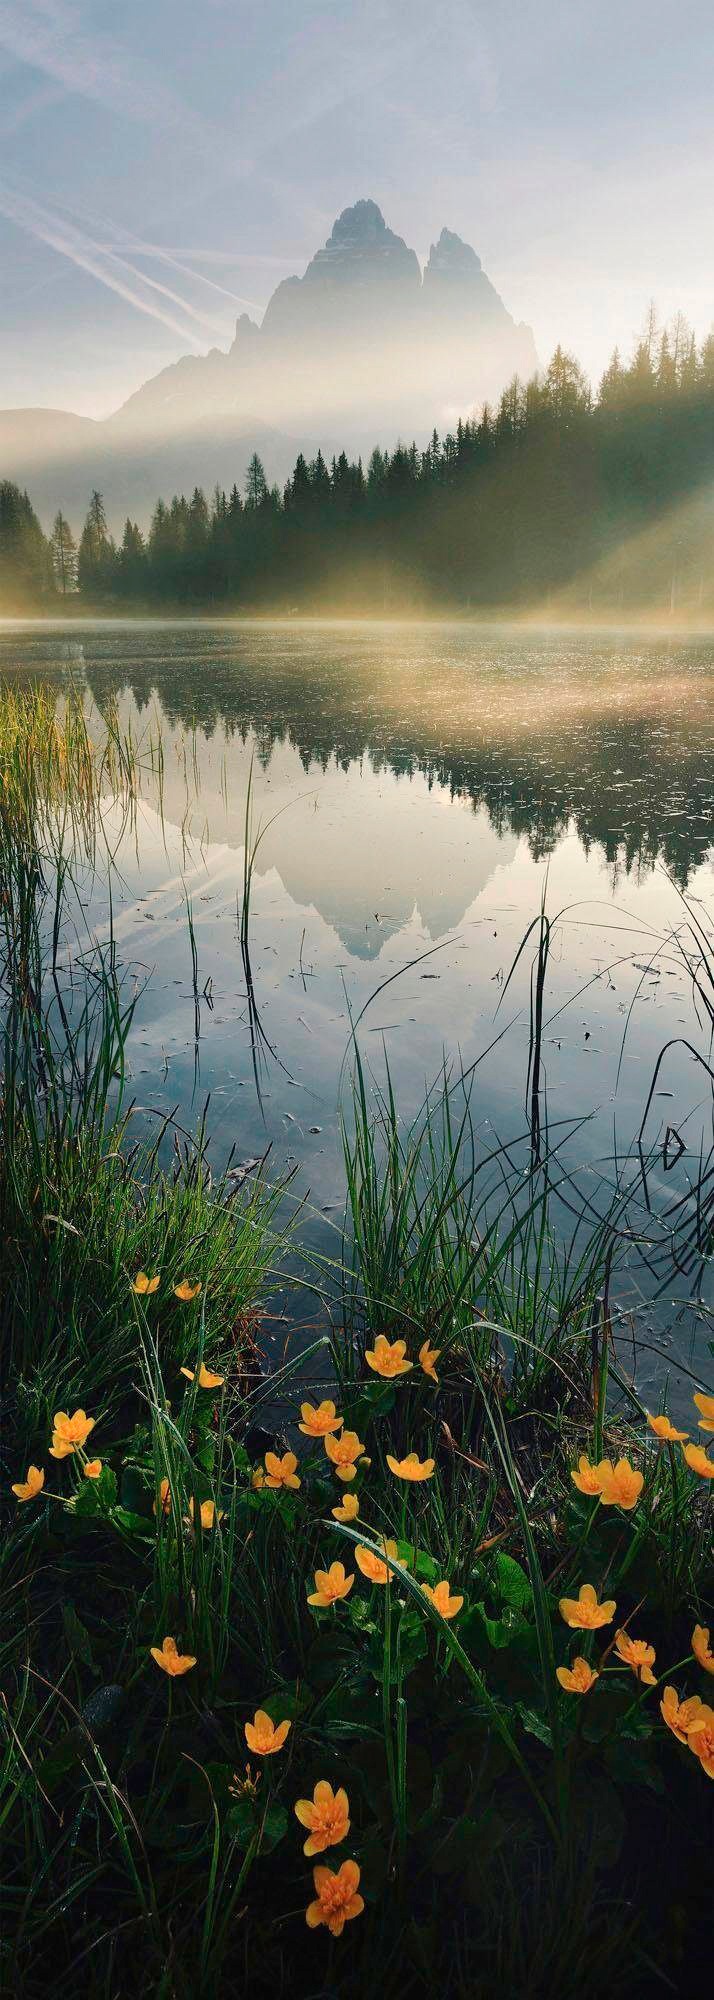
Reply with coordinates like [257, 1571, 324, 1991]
[0, 0, 211, 143]
[0, 181, 230, 345]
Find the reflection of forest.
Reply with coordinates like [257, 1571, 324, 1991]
[4, 628, 713, 885]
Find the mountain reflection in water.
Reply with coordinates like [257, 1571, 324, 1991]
[2, 621, 713, 1409]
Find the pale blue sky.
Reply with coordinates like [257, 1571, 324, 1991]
[1, 0, 712, 415]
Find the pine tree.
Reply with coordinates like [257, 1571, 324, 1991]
[50, 511, 78, 594]
[244, 454, 268, 509]
[78, 490, 114, 598]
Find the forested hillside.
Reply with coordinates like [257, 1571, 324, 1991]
[2, 324, 713, 616]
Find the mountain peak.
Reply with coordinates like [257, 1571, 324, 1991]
[426, 227, 483, 278]
[261, 199, 421, 335]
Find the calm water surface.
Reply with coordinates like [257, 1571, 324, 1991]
[3, 621, 713, 1407]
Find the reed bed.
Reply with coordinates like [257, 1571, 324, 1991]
[1, 683, 712, 2000]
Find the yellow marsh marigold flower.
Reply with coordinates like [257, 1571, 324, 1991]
[570, 1455, 606, 1496]
[264, 1450, 301, 1490]
[83, 1459, 102, 1479]
[153, 1476, 171, 1516]
[150, 1635, 197, 1677]
[49, 1410, 96, 1459]
[647, 1412, 689, 1443]
[422, 1578, 464, 1619]
[180, 1362, 224, 1388]
[365, 1333, 412, 1379]
[188, 1496, 224, 1529]
[687, 1707, 714, 1778]
[298, 1399, 343, 1437]
[660, 1686, 703, 1742]
[386, 1450, 435, 1482]
[251, 1465, 266, 1490]
[355, 1539, 401, 1585]
[556, 1657, 599, 1694]
[418, 1338, 440, 1382]
[614, 1629, 657, 1685]
[11, 1464, 45, 1502]
[244, 1709, 291, 1755]
[597, 1457, 644, 1509]
[174, 1279, 202, 1301]
[559, 1582, 617, 1631]
[332, 1490, 359, 1522]
[324, 1430, 365, 1482]
[306, 1859, 364, 1937]
[132, 1270, 160, 1295]
[693, 1391, 714, 1433]
[295, 1780, 350, 1856]
[682, 1442, 714, 1479]
[692, 1625, 714, 1675]
[308, 1561, 355, 1607]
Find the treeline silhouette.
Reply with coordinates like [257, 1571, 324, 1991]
[2, 320, 713, 614]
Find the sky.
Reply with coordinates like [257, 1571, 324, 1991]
[1, 0, 713, 418]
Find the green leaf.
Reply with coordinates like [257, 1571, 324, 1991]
[257, 1802, 288, 1853]
[119, 1465, 149, 1515]
[62, 1601, 94, 1667]
[113, 1507, 154, 1536]
[490, 1553, 533, 1611]
[516, 1703, 553, 1748]
[73, 1466, 118, 1517]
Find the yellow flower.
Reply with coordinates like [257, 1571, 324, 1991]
[570, 1455, 606, 1496]
[132, 1271, 160, 1295]
[660, 1685, 704, 1742]
[264, 1450, 301, 1490]
[153, 1477, 172, 1516]
[418, 1338, 440, 1382]
[188, 1496, 224, 1529]
[687, 1706, 714, 1778]
[150, 1635, 197, 1677]
[180, 1363, 224, 1388]
[295, 1780, 350, 1856]
[365, 1334, 412, 1379]
[597, 1457, 644, 1509]
[355, 1538, 401, 1585]
[305, 1859, 364, 1937]
[386, 1450, 434, 1482]
[682, 1443, 714, 1479]
[174, 1279, 202, 1301]
[692, 1625, 714, 1675]
[324, 1430, 365, 1482]
[49, 1410, 96, 1459]
[693, 1391, 714, 1434]
[613, 1629, 657, 1684]
[298, 1400, 343, 1437]
[308, 1561, 355, 1607]
[332, 1491, 360, 1522]
[251, 1466, 266, 1490]
[11, 1464, 45, 1502]
[422, 1578, 464, 1619]
[646, 1412, 689, 1443]
[83, 1459, 102, 1480]
[559, 1582, 617, 1631]
[556, 1657, 599, 1694]
[244, 1709, 291, 1755]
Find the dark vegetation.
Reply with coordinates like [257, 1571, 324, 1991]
[1, 687, 713, 1998]
[2, 320, 713, 616]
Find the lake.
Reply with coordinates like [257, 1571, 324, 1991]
[2, 619, 713, 1408]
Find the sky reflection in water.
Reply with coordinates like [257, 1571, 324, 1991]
[3, 620, 713, 1407]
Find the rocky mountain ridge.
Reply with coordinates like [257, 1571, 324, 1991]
[0, 200, 537, 528]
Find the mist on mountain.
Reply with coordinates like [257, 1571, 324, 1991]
[0, 201, 536, 531]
